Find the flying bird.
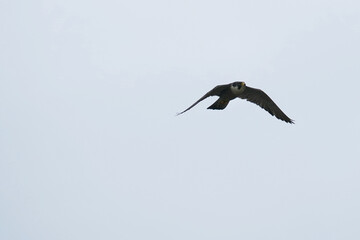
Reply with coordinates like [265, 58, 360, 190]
[177, 81, 294, 123]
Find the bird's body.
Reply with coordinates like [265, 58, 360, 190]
[177, 81, 294, 124]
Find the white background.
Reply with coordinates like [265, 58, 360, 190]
[1, 0, 360, 239]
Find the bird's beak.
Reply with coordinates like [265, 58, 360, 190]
[241, 82, 245, 87]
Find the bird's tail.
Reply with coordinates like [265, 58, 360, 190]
[207, 98, 229, 110]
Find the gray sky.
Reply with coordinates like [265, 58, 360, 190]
[1, 0, 360, 239]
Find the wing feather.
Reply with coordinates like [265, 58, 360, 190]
[239, 86, 294, 123]
[177, 84, 230, 115]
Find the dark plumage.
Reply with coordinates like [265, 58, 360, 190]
[177, 81, 294, 124]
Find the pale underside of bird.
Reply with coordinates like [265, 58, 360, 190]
[177, 81, 294, 124]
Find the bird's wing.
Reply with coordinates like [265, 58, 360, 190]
[239, 86, 294, 123]
[177, 84, 230, 115]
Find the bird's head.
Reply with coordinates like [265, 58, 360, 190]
[231, 81, 246, 94]
[231, 81, 245, 89]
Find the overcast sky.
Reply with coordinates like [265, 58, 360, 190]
[1, 0, 360, 239]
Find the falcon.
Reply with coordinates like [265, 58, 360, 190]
[177, 81, 294, 123]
